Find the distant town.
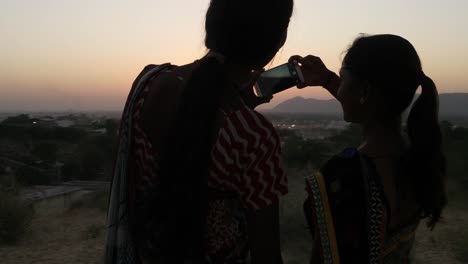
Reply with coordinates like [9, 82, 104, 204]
[0, 109, 466, 201]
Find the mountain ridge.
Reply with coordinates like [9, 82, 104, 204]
[270, 93, 468, 116]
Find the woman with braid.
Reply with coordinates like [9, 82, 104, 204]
[292, 35, 447, 263]
[105, 0, 294, 263]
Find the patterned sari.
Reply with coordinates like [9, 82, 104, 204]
[304, 148, 419, 264]
[104, 59, 288, 264]
[105, 64, 172, 264]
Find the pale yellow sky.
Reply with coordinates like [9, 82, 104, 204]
[1, 0, 467, 111]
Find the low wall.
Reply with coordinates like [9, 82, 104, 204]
[32, 189, 91, 216]
[21, 184, 107, 216]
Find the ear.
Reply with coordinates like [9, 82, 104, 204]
[359, 80, 371, 105]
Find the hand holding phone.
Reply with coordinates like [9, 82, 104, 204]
[288, 55, 333, 88]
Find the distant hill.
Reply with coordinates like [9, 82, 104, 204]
[271, 93, 468, 117]
[271, 97, 341, 114]
[438, 93, 468, 116]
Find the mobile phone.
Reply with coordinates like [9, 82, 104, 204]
[254, 62, 304, 98]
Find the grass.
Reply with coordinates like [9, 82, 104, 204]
[68, 191, 108, 213]
[0, 204, 106, 264]
[0, 191, 107, 264]
[446, 189, 468, 263]
[447, 182, 468, 211]
[84, 224, 102, 240]
[68, 200, 85, 211]
[281, 168, 313, 263]
[0, 192, 34, 245]
[454, 231, 468, 263]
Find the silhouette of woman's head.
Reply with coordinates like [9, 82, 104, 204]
[338, 34, 422, 123]
[205, 0, 294, 69]
[338, 34, 446, 228]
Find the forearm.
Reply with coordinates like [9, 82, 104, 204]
[323, 71, 341, 99]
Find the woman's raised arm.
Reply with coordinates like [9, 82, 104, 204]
[289, 55, 341, 99]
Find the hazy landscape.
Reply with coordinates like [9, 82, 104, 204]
[268, 93, 468, 126]
[0, 101, 467, 263]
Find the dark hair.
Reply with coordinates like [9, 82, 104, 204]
[344, 34, 447, 229]
[206, 0, 293, 67]
[158, 0, 293, 261]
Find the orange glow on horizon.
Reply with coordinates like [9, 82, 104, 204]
[1, 0, 467, 111]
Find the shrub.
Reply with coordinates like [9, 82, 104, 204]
[32, 142, 58, 163]
[15, 165, 50, 186]
[61, 160, 83, 181]
[0, 192, 35, 245]
[79, 145, 105, 180]
[281, 133, 331, 169]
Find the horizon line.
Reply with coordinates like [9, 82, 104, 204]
[0, 92, 467, 113]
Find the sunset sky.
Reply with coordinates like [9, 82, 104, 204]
[1, 0, 467, 111]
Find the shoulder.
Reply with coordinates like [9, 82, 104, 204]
[221, 107, 278, 148]
[144, 63, 194, 89]
[140, 63, 194, 110]
[225, 107, 276, 136]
